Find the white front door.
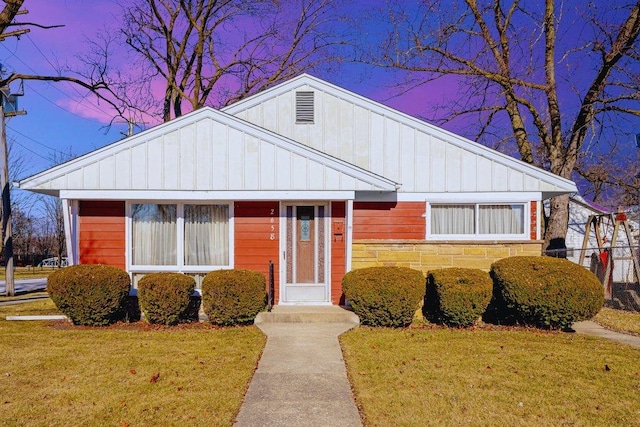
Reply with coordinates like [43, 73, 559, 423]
[281, 204, 330, 304]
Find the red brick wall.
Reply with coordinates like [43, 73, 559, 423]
[78, 201, 126, 269]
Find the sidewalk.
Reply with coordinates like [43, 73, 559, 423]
[234, 307, 362, 427]
[572, 320, 640, 348]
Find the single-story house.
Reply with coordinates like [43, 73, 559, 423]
[17, 74, 577, 305]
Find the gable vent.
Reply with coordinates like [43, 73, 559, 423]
[295, 91, 314, 124]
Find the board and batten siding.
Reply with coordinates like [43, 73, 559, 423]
[78, 201, 125, 269]
[27, 111, 393, 195]
[231, 84, 557, 195]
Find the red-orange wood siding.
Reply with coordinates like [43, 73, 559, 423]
[234, 202, 280, 302]
[353, 202, 426, 240]
[331, 201, 346, 305]
[78, 201, 126, 269]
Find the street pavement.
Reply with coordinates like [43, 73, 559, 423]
[0, 278, 47, 295]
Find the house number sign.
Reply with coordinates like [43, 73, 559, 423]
[270, 208, 276, 240]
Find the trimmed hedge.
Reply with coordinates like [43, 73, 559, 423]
[47, 264, 131, 326]
[201, 269, 266, 326]
[342, 266, 424, 327]
[137, 273, 197, 325]
[424, 268, 492, 327]
[490, 256, 605, 329]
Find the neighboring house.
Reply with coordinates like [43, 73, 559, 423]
[565, 194, 639, 284]
[17, 74, 577, 306]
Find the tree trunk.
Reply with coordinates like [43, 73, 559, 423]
[544, 194, 570, 257]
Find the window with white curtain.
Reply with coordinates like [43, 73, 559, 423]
[131, 203, 230, 268]
[132, 204, 177, 265]
[430, 203, 526, 238]
[184, 204, 229, 265]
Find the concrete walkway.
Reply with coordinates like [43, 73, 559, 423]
[234, 307, 362, 427]
[572, 320, 640, 348]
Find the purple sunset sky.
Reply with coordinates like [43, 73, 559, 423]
[3, 0, 637, 203]
[2, 0, 458, 180]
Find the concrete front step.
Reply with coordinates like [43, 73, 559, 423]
[255, 305, 359, 324]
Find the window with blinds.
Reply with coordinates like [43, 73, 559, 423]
[295, 91, 314, 124]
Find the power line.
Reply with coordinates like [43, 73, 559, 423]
[6, 124, 67, 154]
[24, 34, 114, 118]
[0, 40, 113, 119]
[24, 81, 102, 121]
[10, 138, 50, 161]
[26, 33, 59, 72]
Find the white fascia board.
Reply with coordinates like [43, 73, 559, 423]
[542, 190, 578, 200]
[59, 190, 357, 201]
[224, 74, 576, 193]
[355, 191, 542, 203]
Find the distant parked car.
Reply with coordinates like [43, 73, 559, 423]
[38, 257, 69, 268]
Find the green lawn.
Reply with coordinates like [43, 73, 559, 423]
[0, 266, 55, 281]
[341, 325, 640, 426]
[0, 299, 266, 427]
[4, 298, 640, 426]
[595, 307, 640, 336]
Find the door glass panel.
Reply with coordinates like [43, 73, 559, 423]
[296, 206, 315, 283]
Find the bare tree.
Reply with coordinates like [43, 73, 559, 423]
[88, 0, 346, 123]
[0, 0, 25, 36]
[40, 195, 64, 266]
[576, 146, 639, 208]
[360, 0, 640, 251]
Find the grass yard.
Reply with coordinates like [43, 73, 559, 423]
[0, 299, 266, 427]
[341, 325, 640, 426]
[595, 307, 640, 336]
[0, 266, 55, 281]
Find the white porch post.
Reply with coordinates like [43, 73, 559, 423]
[62, 199, 79, 265]
[346, 199, 353, 273]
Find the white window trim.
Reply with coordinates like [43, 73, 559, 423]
[426, 201, 530, 241]
[125, 201, 234, 276]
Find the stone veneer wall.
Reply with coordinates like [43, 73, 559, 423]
[351, 240, 543, 274]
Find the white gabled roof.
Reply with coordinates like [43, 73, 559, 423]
[224, 74, 577, 198]
[17, 107, 398, 197]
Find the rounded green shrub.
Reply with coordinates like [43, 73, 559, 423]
[490, 256, 605, 330]
[47, 264, 131, 326]
[201, 269, 266, 326]
[137, 273, 197, 325]
[342, 266, 424, 327]
[424, 268, 492, 327]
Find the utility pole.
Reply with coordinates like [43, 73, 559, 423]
[0, 6, 29, 296]
[0, 85, 25, 296]
[0, 89, 13, 296]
